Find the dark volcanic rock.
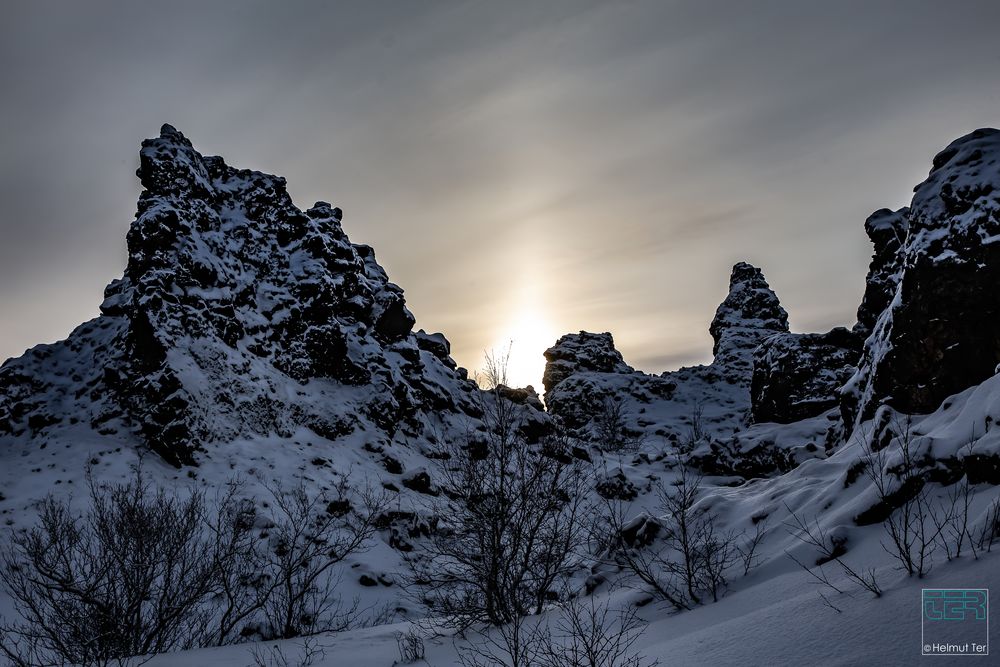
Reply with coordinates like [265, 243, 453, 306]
[542, 332, 632, 395]
[0, 124, 522, 467]
[854, 208, 909, 336]
[709, 262, 789, 379]
[843, 128, 1000, 427]
[750, 327, 862, 424]
[543, 262, 788, 450]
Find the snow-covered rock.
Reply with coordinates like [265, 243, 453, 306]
[543, 262, 792, 459]
[708, 261, 789, 378]
[853, 207, 909, 336]
[843, 128, 1000, 428]
[1, 125, 510, 468]
[750, 327, 862, 425]
[542, 331, 633, 396]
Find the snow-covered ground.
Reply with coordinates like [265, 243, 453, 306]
[131, 372, 1000, 665]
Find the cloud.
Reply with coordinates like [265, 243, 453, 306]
[2, 1, 999, 381]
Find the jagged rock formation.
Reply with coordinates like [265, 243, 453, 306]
[750, 327, 862, 424]
[709, 262, 789, 378]
[843, 128, 1000, 426]
[745, 207, 905, 428]
[0, 125, 541, 468]
[854, 208, 909, 335]
[747, 208, 906, 429]
[543, 333, 673, 434]
[544, 262, 791, 451]
[542, 332, 633, 395]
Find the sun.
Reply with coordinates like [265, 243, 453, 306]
[483, 308, 558, 391]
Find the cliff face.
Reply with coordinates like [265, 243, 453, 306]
[843, 128, 1000, 427]
[0, 125, 543, 468]
[750, 328, 861, 425]
[853, 208, 909, 336]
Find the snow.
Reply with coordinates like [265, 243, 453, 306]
[136, 365, 1000, 665]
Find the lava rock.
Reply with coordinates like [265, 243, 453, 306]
[709, 262, 789, 377]
[750, 327, 862, 424]
[843, 128, 1000, 427]
[854, 208, 909, 336]
[542, 332, 633, 396]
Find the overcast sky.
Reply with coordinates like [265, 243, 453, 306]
[2, 1, 999, 388]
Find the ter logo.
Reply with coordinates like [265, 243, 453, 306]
[924, 589, 988, 621]
[921, 589, 989, 656]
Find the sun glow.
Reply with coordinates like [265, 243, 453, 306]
[482, 308, 558, 392]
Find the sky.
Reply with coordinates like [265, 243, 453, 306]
[2, 1, 1000, 389]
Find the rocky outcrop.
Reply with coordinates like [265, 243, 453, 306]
[0, 125, 522, 466]
[542, 332, 632, 395]
[709, 262, 789, 379]
[843, 128, 1000, 427]
[747, 208, 903, 427]
[750, 327, 862, 424]
[542, 333, 671, 434]
[854, 208, 909, 336]
[543, 262, 789, 450]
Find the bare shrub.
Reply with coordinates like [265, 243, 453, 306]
[260, 477, 388, 639]
[678, 402, 705, 454]
[0, 466, 247, 667]
[595, 395, 641, 453]
[784, 509, 881, 598]
[454, 597, 659, 667]
[737, 518, 768, 576]
[932, 476, 978, 562]
[249, 636, 325, 667]
[976, 497, 1000, 552]
[537, 598, 659, 667]
[0, 465, 388, 666]
[861, 418, 946, 578]
[410, 350, 592, 630]
[395, 625, 426, 664]
[454, 616, 545, 667]
[602, 464, 745, 609]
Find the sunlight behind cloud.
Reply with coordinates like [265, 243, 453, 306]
[481, 306, 558, 392]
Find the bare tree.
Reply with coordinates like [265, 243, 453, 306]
[409, 350, 592, 630]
